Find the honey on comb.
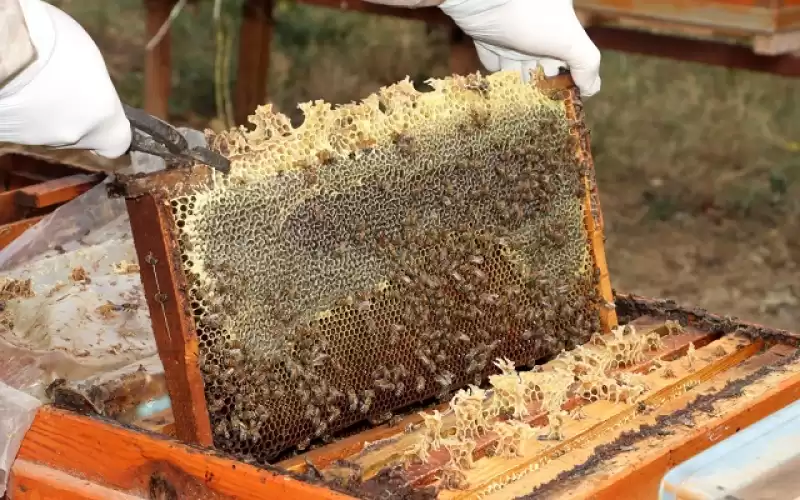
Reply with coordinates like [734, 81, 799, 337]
[168, 71, 604, 464]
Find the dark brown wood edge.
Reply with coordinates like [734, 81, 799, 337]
[125, 193, 214, 446]
[108, 165, 214, 199]
[614, 292, 800, 345]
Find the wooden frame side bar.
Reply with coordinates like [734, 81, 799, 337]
[552, 77, 617, 333]
[125, 193, 213, 446]
[11, 407, 354, 500]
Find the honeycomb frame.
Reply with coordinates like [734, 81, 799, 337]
[115, 71, 616, 462]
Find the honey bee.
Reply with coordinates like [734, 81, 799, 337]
[470, 268, 487, 282]
[374, 379, 395, 392]
[297, 387, 312, 405]
[301, 165, 319, 186]
[314, 421, 328, 437]
[435, 371, 454, 388]
[296, 437, 312, 451]
[309, 202, 323, 221]
[468, 255, 484, 265]
[469, 108, 489, 129]
[394, 132, 416, 155]
[304, 404, 319, 420]
[347, 389, 359, 412]
[360, 392, 374, 414]
[464, 77, 490, 94]
[418, 353, 436, 373]
[479, 293, 500, 305]
[415, 376, 426, 393]
[335, 295, 355, 308]
[214, 420, 230, 439]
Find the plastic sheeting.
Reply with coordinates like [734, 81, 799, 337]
[0, 128, 204, 495]
[0, 382, 39, 497]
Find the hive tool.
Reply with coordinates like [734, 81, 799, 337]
[123, 104, 231, 174]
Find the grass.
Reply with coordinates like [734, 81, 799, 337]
[53, 0, 800, 330]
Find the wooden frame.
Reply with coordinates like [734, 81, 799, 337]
[141, 0, 800, 122]
[114, 73, 616, 451]
[124, 192, 214, 446]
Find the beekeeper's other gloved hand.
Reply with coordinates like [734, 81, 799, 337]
[363, 0, 601, 97]
[0, 0, 131, 158]
[439, 0, 601, 97]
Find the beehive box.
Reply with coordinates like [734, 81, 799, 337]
[10, 294, 800, 500]
[273, 295, 800, 500]
[574, 0, 800, 36]
[113, 71, 616, 465]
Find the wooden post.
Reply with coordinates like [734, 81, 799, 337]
[144, 0, 175, 119]
[235, 0, 274, 126]
[448, 25, 480, 75]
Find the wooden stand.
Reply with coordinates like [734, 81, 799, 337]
[234, 0, 275, 126]
[143, 0, 175, 119]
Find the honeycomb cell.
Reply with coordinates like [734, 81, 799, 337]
[168, 71, 605, 464]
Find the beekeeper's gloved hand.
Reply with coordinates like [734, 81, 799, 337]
[364, 0, 601, 97]
[439, 0, 601, 97]
[0, 0, 131, 158]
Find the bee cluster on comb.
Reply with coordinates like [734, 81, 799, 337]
[163, 70, 610, 464]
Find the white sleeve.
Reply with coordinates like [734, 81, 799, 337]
[0, 0, 37, 87]
[362, 0, 443, 8]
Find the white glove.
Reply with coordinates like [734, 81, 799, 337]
[439, 0, 602, 97]
[0, 0, 131, 158]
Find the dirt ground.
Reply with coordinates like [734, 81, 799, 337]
[45, 0, 800, 331]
